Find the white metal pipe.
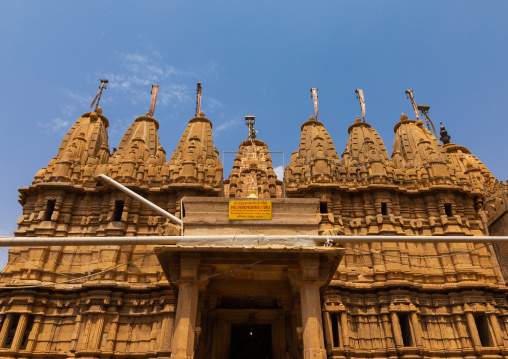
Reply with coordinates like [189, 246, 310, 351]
[97, 174, 182, 226]
[1, 235, 508, 247]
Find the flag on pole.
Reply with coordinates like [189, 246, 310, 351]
[195, 83, 202, 117]
[405, 89, 420, 120]
[310, 88, 318, 119]
[148, 84, 159, 117]
[355, 89, 366, 121]
[90, 79, 108, 110]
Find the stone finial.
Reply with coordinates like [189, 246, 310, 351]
[199, 111, 205, 118]
[400, 113, 408, 121]
[309, 116, 315, 121]
[96, 107, 103, 115]
[440, 122, 451, 144]
[355, 116, 361, 123]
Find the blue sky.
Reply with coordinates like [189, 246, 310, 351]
[0, 1, 507, 268]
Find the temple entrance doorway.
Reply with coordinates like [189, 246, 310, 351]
[230, 324, 272, 359]
[205, 309, 291, 359]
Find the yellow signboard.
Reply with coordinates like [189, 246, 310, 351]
[229, 200, 272, 220]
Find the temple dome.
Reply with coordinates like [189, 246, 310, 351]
[113, 115, 164, 164]
[34, 108, 111, 183]
[392, 114, 449, 170]
[224, 138, 282, 198]
[342, 117, 392, 177]
[56, 108, 110, 165]
[168, 113, 222, 186]
[285, 116, 341, 188]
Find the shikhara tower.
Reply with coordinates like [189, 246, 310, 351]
[1, 86, 508, 359]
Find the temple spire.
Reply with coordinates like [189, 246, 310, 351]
[440, 122, 451, 144]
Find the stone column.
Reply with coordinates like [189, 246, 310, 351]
[322, 311, 333, 352]
[340, 311, 349, 350]
[70, 313, 83, 352]
[410, 311, 423, 349]
[171, 254, 200, 359]
[390, 312, 404, 349]
[11, 313, 29, 350]
[488, 312, 504, 349]
[300, 284, 327, 359]
[0, 314, 13, 348]
[25, 315, 43, 352]
[298, 255, 327, 359]
[465, 312, 482, 350]
[105, 312, 119, 353]
[90, 313, 105, 350]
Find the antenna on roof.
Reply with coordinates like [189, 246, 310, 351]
[405, 89, 438, 137]
[355, 89, 366, 122]
[195, 82, 202, 117]
[90, 79, 108, 110]
[310, 88, 318, 120]
[245, 116, 256, 140]
[148, 84, 159, 117]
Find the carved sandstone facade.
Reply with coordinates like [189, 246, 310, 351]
[1, 102, 508, 359]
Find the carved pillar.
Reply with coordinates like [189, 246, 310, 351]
[91, 313, 105, 350]
[465, 312, 482, 350]
[70, 313, 83, 352]
[105, 313, 119, 353]
[454, 314, 471, 349]
[0, 314, 13, 348]
[380, 313, 395, 350]
[300, 284, 327, 359]
[390, 312, 404, 349]
[323, 311, 333, 352]
[488, 312, 504, 349]
[298, 254, 327, 359]
[25, 314, 43, 352]
[11, 313, 29, 350]
[160, 309, 175, 351]
[171, 255, 200, 359]
[410, 311, 424, 349]
[341, 311, 349, 350]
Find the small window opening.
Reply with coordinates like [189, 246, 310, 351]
[475, 314, 495, 347]
[444, 203, 453, 217]
[397, 313, 413, 347]
[43, 200, 56, 221]
[320, 202, 328, 214]
[3, 314, 20, 348]
[330, 312, 340, 347]
[20, 315, 34, 350]
[113, 201, 125, 222]
[381, 202, 388, 215]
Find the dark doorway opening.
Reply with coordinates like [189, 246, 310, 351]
[230, 324, 272, 359]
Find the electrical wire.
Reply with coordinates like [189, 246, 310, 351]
[342, 243, 488, 259]
[342, 245, 503, 271]
[0, 252, 280, 290]
[0, 239, 494, 283]
[1, 251, 155, 289]
[0, 248, 86, 278]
